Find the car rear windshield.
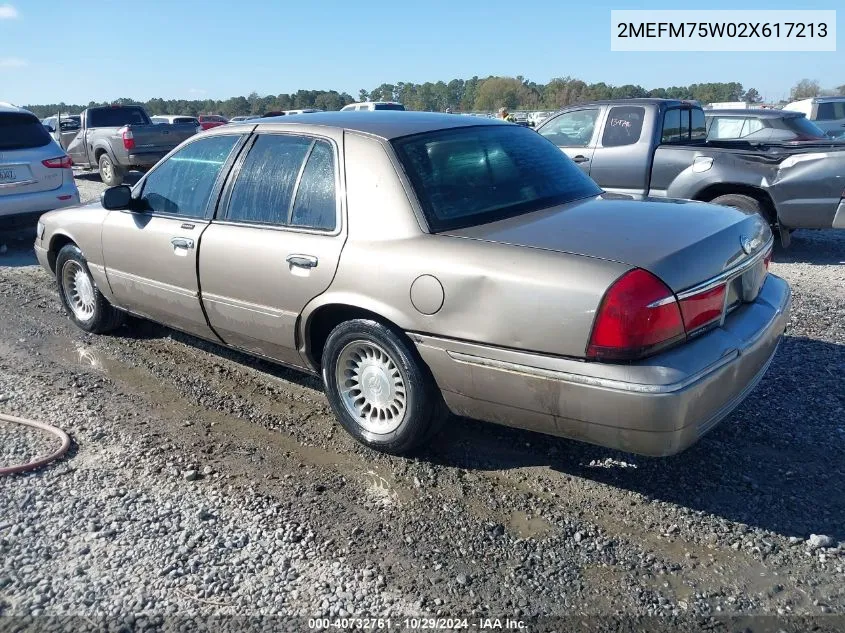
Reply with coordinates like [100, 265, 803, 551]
[392, 125, 602, 231]
[783, 116, 828, 137]
[173, 117, 199, 125]
[87, 107, 150, 127]
[0, 112, 52, 150]
[373, 103, 405, 111]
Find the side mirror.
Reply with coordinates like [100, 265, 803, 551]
[101, 185, 133, 210]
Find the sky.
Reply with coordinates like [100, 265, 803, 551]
[0, 0, 841, 106]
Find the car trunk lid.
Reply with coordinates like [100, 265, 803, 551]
[444, 196, 772, 294]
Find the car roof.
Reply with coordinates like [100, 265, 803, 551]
[0, 101, 34, 115]
[562, 98, 693, 108]
[246, 111, 507, 140]
[705, 109, 801, 118]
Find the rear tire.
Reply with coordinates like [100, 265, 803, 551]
[322, 319, 448, 455]
[55, 244, 125, 334]
[98, 153, 125, 186]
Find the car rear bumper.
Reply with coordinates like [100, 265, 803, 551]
[0, 180, 79, 218]
[414, 274, 791, 457]
[127, 152, 166, 168]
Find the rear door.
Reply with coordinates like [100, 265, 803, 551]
[587, 104, 651, 195]
[101, 133, 245, 337]
[198, 129, 345, 367]
[536, 107, 602, 173]
[0, 112, 64, 198]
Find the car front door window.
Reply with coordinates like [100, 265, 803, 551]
[539, 109, 600, 147]
[140, 135, 240, 217]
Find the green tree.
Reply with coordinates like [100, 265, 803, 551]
[743, 88, 762, 103]
[474, 77, 523, 111]
[790, 79, 821, 100]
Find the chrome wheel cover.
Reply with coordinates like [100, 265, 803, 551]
[100, 158, 112, 181]
[61, 260, 96, 322]
[335, 340, 407, 434]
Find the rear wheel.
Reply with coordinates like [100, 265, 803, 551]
[322, 319, 447, 455]
[56, 244, 125, 334]
[98, 153, 124, 186]
[709, 193, 788, 245]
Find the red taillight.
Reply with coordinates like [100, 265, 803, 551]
[42, 156, 72, 169]
[120, 126, 135, 150]
[678, 284, 726, 333]
[587, 269, 686, 361]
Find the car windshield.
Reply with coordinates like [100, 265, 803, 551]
[88, 107, 149, 127]
[0, 112, 52, 150]
[783, 116, 827, 138]
[392, 124, 602, 231]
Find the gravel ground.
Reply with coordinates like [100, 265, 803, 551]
[0, 172, 844, 631]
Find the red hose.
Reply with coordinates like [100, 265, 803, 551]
[0, 412, 71, 475]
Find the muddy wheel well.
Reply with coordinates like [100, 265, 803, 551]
[47, 235, 76, 273]
[94, 148, 107, 163]
[693, 184, 778, 226]
[305, 304, 405, 370]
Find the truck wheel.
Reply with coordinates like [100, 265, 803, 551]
[709, 194, 768, 222]
[98, 153, 125, 186]
[56, 244, 125, 334]
[322, 319, 448, 455]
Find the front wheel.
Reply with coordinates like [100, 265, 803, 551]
[322, 319, 447, 455]
[56, 244, 125, 334]
[98, 153, 125, 186]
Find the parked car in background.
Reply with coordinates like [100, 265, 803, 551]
[783, 97, 845, 138]
[285, 109, 323, 115]
[35, 112, 789, 457]
[529, 111, 553, 127]
[198, 114, 228, 130]
[261, 111, 286, 118]
[42, 114, 82, 151]
[705, 109, 831, 142]
[64, 104, 198, 186]
[340, 101, 405, 112]
[0, 102, 79, 223]
[229, 115, 261, 123]
[537, 98, 845, 244]
[151, 115, 202, 134]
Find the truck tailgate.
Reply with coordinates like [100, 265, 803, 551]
[127, 123, 196, 152]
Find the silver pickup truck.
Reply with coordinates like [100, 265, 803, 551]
[51, 105, 197, 186]
[537, 98, 845, 245]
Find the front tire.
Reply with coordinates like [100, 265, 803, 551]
[322, 319, 447, 455]
[98, 153, 124, 186]
[56, 244, 125, 334]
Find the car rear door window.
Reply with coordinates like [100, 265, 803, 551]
[539, 109, 599, 147]
[140, 135, 240, 217]
[0, 112, 52, 150]
[290, 140, 337, 231]
[817, 101, 845, 121]
[225, 134, 313, 225]
[600, 106, 645, 147]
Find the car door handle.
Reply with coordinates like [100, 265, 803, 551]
[572, 155, 590, 163]
[286, 254, 318, 269]
[170, 237, 195, 249]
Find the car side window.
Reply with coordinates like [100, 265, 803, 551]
[817, 102, 845, 121]
[539, 109, 599, 147]
[290, 140, 337, 231]
[139, 135, 239, 217]
[600, 106, 645, 147]
[661, 109, 682, 143]
[226, 134, 313, 225]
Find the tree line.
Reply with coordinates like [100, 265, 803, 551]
[24, 76, 844, 119]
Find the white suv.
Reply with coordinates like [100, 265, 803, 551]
[0, 103, 79, 221]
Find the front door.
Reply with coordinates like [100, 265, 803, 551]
[101, 133, 243, 338]
[537, 108, 601, 174]
[198, 131, 345, 367]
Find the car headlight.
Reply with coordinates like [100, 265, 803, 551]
[36, 221, 45, 241]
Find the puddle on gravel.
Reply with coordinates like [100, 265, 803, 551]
[46, 336, 416, 506]
[507, 511, 553, 539]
